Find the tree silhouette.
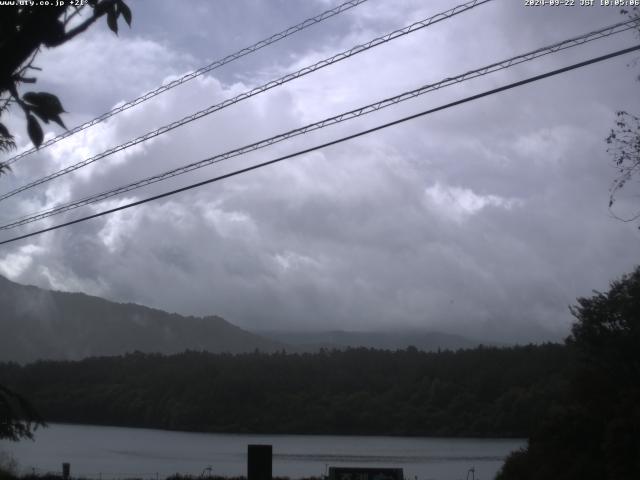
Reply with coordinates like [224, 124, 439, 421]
[0, 0, 131, 174]
[0, 384, 44, 442]
[606, 7, 640, 226]
[497, 266, 640, 480]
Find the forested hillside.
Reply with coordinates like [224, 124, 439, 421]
[0, 275, 283, 362]
[0, 344, 568, 437]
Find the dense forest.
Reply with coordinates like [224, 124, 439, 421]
[497, 266, 640, 479]
[0, 343, 569, 438]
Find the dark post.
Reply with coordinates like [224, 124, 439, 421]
[247, 444, 272, 480]
[62, 463, 70, 479]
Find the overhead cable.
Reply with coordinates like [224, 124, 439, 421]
[2, 20, 637, 231]
[1, 0, 370, 166]
[2, 44, 638, 246]
[2, 44, 638, 247]
[0, 0, 493, 202]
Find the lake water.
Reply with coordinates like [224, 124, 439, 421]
[1, 424, 524, 480]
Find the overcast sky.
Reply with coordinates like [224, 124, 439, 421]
[0, 0, 639, 342]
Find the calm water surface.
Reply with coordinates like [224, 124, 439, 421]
[1, 424, 524, 480]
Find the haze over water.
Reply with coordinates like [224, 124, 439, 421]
[3, 424, 524, 480]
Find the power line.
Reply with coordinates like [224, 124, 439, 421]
[1, 44, 637, 247]
[0, 0, 493, 203]
[3, 19, 637, 231]
[1, 0, 369, 167]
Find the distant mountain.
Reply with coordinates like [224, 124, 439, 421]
[257, 329, 492, 352]
[0, 275, 284, 363]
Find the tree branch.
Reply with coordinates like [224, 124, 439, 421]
[47, 0, 116, 46]
[63, 5, 85, 27]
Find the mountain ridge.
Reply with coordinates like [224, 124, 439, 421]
[0, 275, 284, 363]
[1, 275, 492, 363]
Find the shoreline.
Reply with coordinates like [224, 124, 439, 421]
[33, 422, 528, 441]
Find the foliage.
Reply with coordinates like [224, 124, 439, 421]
[606, 7, 640, 226]
[0, 344, 569, 438]
[606, 111, 640, 225]
[0, 452, 18, 480]
[0, 383, 45, 441]
[0, 0, 131, 167]
[497, 266, 640, 480]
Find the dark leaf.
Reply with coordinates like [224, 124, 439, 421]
[23, 92, 66, 128]
[31, 109, 50, 124]
[22, 92, 40, 105]
[26, 114, 43, 148]
[0, 124, 16, 153]
[0, 122, 11, 139]
[0, 140, 16, 155]
[42, 19, 65, 47]
[23, 92, 65, 115]
[49, 114, 67, 129]
[107, 7, 118, 34]
[117, 0, 132, 26]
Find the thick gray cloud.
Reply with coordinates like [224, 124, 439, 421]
[1, 0, 639, 342]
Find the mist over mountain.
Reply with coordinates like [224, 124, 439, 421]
[1, 275, 497, 363]
[0, 275, 283, 363]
